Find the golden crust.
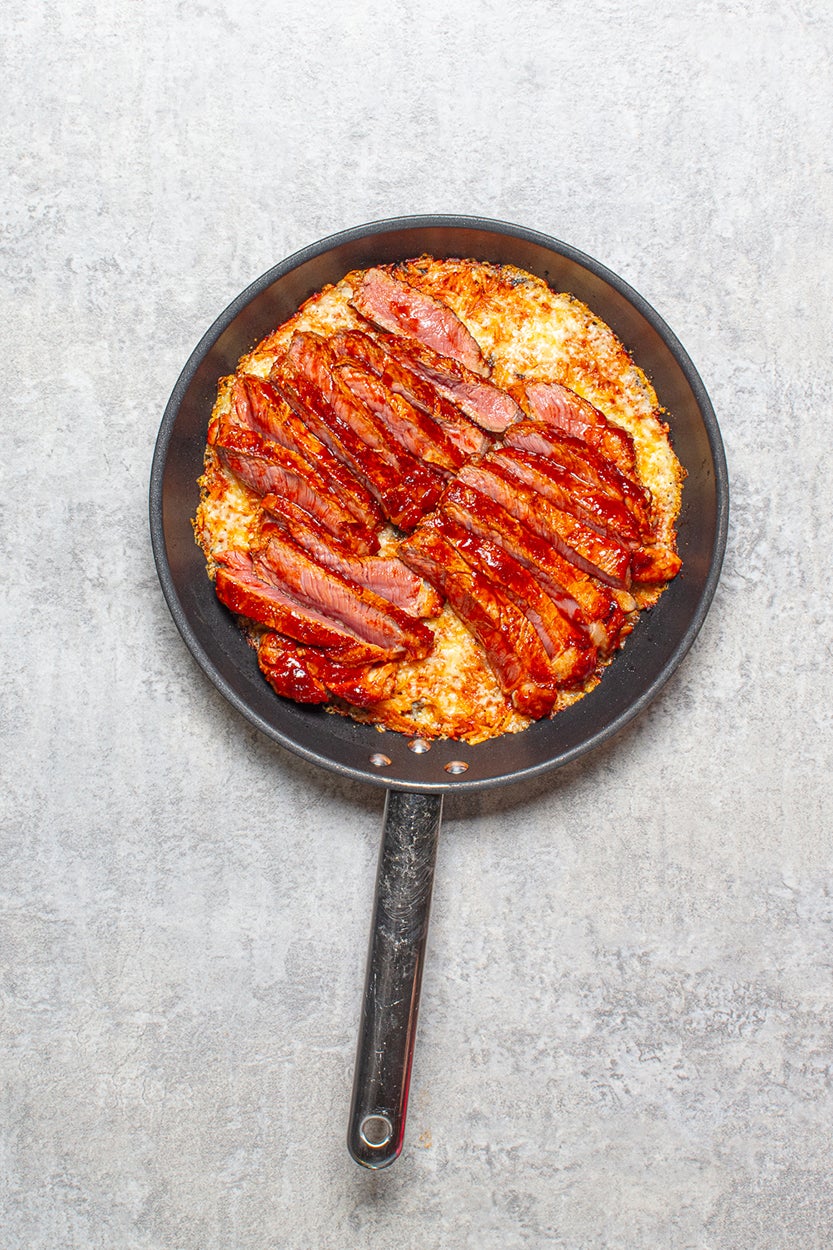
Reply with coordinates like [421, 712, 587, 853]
[195, 257, 684, 744]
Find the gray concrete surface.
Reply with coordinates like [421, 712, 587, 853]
[3, 1, 832, 1246]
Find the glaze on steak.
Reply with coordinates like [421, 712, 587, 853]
[328, 328, 490, 457]
[352, 268, 489, 377]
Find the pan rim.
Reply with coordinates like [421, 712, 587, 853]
[149, 214, 729, 794]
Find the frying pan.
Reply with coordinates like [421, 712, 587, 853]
[149, 214, 729, 1169]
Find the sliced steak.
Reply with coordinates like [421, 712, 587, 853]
[488, 447, 642, 545]
[213, 552, 392, 664]
[257, 506, 442, 618]
[464, 458, 633, 590]
[521, 380, 639, 480]
[256, 633, 330, 703]
[272, 333, 444, 531]
[334, 361, 465, 474]
[630, 544, 683, 584]
[232, 374, 383, 532]
[442, 480, 627, 653]
[328, 328, 490, 457]
[351, 268, 489, 377]
[258, 633, 397, 708]
[430, 514, 597, 686]
[380, 333, 523, 433]
[211, 418, 377, 553]
[492, 446, 678, 585]
[256, 529, 434, 659]
[398, 523, 563, 719]
[503, 420, 655, 537]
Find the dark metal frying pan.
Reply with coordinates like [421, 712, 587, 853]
[149, 215, 729, 1169]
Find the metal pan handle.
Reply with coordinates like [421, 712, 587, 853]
[347, 789, 443, 1168]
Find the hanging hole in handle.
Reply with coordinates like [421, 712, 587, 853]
[359, 1113, 393, 1148]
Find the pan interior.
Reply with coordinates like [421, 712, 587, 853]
[150, 215, 728, 793]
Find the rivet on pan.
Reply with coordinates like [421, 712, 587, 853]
[370, 753, 392, 768]
[444, 760, 469, 775]
[407, 738, 431, 753]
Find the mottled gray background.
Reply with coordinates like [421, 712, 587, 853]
[3, 1, 832, 1246]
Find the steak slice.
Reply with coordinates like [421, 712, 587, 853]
[334, 361, 465, 474]
[430, 514, 597, 686]
[258, 633, 397, 707]
[258, 505, 442, 618]
[256, 634, 330, 703]
[398, 522, 563, 719]
[521, 380, 639, 480]
[496, 436, 679, 583]
[213, 553, 392, 664]
[488, 447, 642, 545]
[630, 544, 683, 584]
[211, 418, 377, 554]
[256, 529, 434, 660]
[351, 268, 489, 377]
[232, 374, 383, 532]
[464, 458, 633, 590]
[442, 480, 628, 654]
[379, 333, 523, 433]
[328, 329, 490, 457]
[272, 333, 444, 531]
[503, 420, 655, 537]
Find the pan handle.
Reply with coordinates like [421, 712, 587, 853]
[347, 789, 443, 1168]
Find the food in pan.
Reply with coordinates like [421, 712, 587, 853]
[194, 257, 684, 743]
